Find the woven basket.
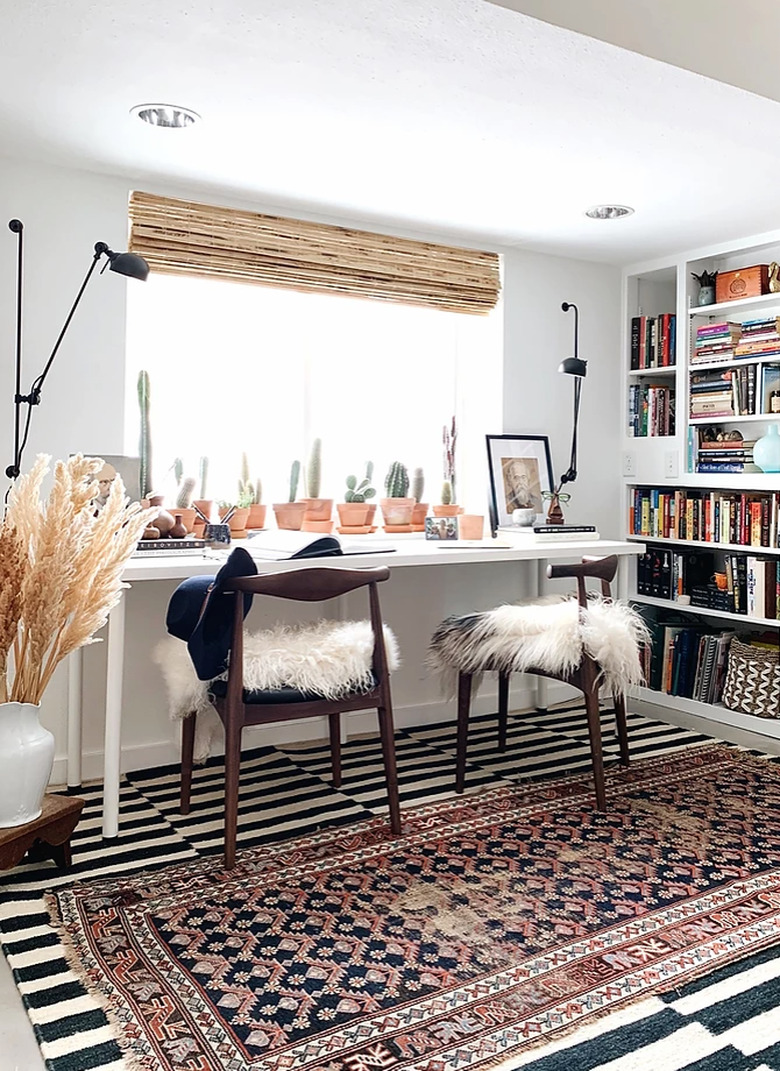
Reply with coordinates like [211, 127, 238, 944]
[722, 638, 780, 719]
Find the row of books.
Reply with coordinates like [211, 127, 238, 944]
[630, 313, 676, 369]
[692, 317, 780, 364]
[689, 365, 761, 419]
[636, 546, 780, 619]
[627, 384, 675, 437]
[696, 435, 756, 474]
[637, 613, 735, 704]
[628, 487, 780, 548]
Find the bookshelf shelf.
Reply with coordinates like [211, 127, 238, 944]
[634, 687, 780, 740]
[631, 594, 779, 629]
[688, 292, 780, 319]
[625, 533, 780, 556]
[624, 239, 780, 747]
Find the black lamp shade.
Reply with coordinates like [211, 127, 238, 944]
[558, 356, 588, 377]
[107, 250, 150, 281]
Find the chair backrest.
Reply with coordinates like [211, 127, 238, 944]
[546, 555, 618, 608]
[223, 566, 392, 702]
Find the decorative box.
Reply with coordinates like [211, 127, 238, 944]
[715, 264, 769, 304]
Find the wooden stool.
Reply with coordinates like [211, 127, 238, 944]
[0, 794, 85, 871]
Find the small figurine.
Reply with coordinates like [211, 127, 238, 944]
[769, 262, 780, 293]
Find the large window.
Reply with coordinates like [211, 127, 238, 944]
[126, 273, 502, 513]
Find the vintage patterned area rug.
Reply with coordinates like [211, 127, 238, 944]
[47, 745, 780, 1071]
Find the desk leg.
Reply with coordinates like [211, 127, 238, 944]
[67, 650, 83, 790]
[617, 555, 629, 600]
[535, 558, 548, 712]
[102, 592, 126, 840]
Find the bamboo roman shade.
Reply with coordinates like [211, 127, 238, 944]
[128, 191, 500, 314]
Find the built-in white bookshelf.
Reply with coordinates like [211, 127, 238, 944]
[622, 230, 780, 745]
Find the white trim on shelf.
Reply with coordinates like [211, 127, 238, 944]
[630, 593, 779, 629]
[624, 472, 778, 490]
[690, 354, 780, 372]
[625, 533, 780, 556]
[689, 413, 778, 424]
[688, 292, 780, 318]
[634, 687, 780, 741]
[628, 367, 677, 377]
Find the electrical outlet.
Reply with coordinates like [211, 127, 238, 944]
[622, 451, 636, 477]
[664, 450, 679, 478]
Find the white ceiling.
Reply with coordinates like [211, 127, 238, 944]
[2, 0, 780, 264]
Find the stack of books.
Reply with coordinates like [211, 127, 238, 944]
[689, 368, 735, 419]
[691, 322, 741, 365]
[697, 436, 757, 474]
[627, 383, 675, 436]
[731, 363, 758, 415]
[629, 313, 676, 369]
[734, 317, 780, 359]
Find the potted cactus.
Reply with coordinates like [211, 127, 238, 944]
[173, 468, 198, 534]
[273, 461, 307, 530]
[381, 461, 415, 530]
[433, 416, 461, 517]
[193, 455, 214, 526]
[337, 463, 376, 531]
[410, 466, 429, 531]
[239, 452, 267, 530]
[302, 438, 334, 532]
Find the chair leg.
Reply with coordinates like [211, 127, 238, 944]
[614, 693, 630, 767]
[223, 711, 243, 869]
[376, 703, 402, 836]
[456, 672, 472, 793]
[497, 673, 509, 753]
[180, 713, 196, 815]
[582, 677, 607, 811]
[329, 712, 342, 788]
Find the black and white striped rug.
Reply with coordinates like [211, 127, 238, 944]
[2, 704, 778, 1071]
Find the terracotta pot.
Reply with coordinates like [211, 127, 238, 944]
[381, 497, 415, 527]
[337, 502, 371, 527]
[171, 507, 197, 533]
[148, 493, 166, 508]
[459, 514, 484, 540]
[411, 502, 429, 532]
[169, 513, 189, 539]
[365, 503, 377, 525]
[220, 506, 250, 534]
[247, 503, 267, 529]
[302, 497, 334, 522]
[433, 504, 461, 518]
[193, 499, 215, 523]
[301, 518, 335, 533]
[273, 502, 307, 530]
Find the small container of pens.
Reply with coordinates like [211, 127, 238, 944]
[192, 503, 232, 547]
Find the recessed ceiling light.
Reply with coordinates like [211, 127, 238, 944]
[130, 104, 200, 129]
[585, 204, 635, 220]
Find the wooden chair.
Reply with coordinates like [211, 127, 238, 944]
[453, 555, 630, 810]
[180, 566, 402, 867]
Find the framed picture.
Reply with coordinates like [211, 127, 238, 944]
[425, 515, 459, 540]
[486, 434, 554, 528]
[79, 454, 143, 504]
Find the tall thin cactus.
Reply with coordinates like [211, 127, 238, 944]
[443, 415, 457, 502]
[411, 467, 425, 503]
[306, 438, 322, 499]
[289, 460, 301, 503]
[173, 457, 184, 486]
[253, 477, 263, 505]
[137, 370, 152, 499]
[175, 476, 196, 509]
[198, 456, 209, 499]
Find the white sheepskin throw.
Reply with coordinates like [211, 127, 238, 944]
[153, 620, 400, 762]
[429, 595, 649, 697]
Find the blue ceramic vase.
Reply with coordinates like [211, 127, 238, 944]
[753, 423, 780, 473]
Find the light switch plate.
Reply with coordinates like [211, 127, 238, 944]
[623, 451, 636, 477]
[664, 450, 679, 478]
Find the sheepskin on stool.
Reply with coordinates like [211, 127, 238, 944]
[154, 620, 400, 761]
[428, 595, 648, 696]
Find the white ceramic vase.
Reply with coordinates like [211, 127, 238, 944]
[0, 702, 55, 828]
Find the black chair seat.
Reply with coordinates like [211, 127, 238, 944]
[208, 674, 378, 705]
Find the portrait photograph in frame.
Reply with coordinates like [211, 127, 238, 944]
[486, 434, 554, 528]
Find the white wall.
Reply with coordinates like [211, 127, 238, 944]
[0, 155, 622, 779]
[503, 249, 622, 538]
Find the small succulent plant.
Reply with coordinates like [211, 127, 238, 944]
[385, 461, 410, 499]
[441, 479, 453, 506]
[345, 461, 377, 503]
[198, 456, 209, 499]
[288, 460, 301, 503]
[175, 475, 196, 509]
[306, 438, 322, 499]
[411, 466, 425, 503]
[691, 269, 718, 287]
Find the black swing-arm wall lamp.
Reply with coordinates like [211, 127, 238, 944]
[546, 301, 588, 524]
[6, 219, 149, 482]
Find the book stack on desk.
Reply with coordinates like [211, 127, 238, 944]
[500, 525, 601, 542]
[134, 538, 207, 556]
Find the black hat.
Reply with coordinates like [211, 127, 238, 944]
[165, 547, 257, 681]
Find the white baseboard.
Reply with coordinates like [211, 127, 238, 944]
[51, 680, 578, 785]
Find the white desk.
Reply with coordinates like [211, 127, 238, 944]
[67, 535, 643, 838]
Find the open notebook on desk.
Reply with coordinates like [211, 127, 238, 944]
[245, 531, 396, 560]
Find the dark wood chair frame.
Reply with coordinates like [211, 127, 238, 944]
[455, 555, 630, 810]
[180, 565, 402, 868]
